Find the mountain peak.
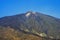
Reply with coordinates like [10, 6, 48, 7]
[25, 11, 36, 17]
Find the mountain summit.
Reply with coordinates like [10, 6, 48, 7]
[25, 11, 37, 17]
[0, 11, 60, 40]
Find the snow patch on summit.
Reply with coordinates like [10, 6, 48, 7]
[25, 11, 36, 17]
[25, 13, 31, 17]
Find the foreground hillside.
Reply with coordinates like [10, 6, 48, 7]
[0, 26, 43, 40]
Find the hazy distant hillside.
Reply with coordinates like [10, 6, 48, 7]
[0, 11, 60, 40]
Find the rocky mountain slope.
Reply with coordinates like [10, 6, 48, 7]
[0, 11, 60, 40]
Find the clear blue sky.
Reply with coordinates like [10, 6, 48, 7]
[0, 0, 60, 18]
